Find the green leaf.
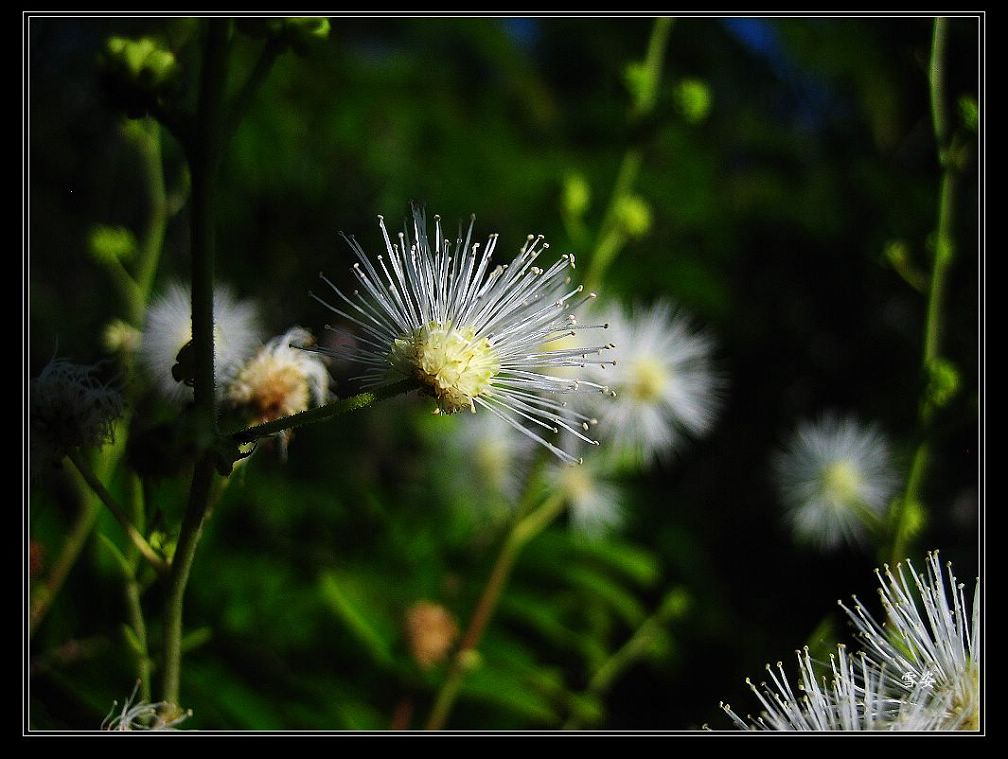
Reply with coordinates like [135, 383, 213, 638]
[318, 572, 396, 669]
[460, 665, 559, 724]
[497, 592, 608, 665]
[181, 626, 213, 654]
[97, 532, 132, 577]
[557, 564, 646, 627]
[568, 536, 661, 587]
[121, 623, 143, 656]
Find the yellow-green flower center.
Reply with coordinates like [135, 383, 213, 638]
[629, 358, 668, 402]
[392, 321, 500, 414]
[821, 460, 862, 504]
[560, 466, 593, 502]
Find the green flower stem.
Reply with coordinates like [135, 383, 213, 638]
[133, 119, 169, 320]
[30, 495, 101, 637]
[889, 18, 959, 566]
[585, 18, 673, 291]
[563, 592, 683, 729]
[159, 19, 231, 710]
[161, 457, 215, 709]
[124, 474, 152, 703]
[230, 379, 420, 445]
[425, 494, 566, 730]
[223, 36, 283, 151]
[65, 449, 168, 576]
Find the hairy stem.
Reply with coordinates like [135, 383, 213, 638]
[231, 378, 419, 444]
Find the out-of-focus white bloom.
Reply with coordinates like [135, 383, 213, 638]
[102, 319, 141, 354]
[774, 415, 898, 549]
[228, 327, 330, 424]
[446, 410, 536, 502]
[30, 357, 124, 473]
[548, 452, 622, 536]
[721, 551, 980, 732]
[308, 206, 615, 464]
[587, 301, 722, 464]
[139, 283, 260, 403]
[101, 682, 191, 731]
[841, 551, 980, 731]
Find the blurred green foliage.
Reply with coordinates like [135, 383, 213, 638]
[28, 17, 979, 730]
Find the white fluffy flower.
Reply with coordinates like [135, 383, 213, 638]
[722, 551, 980, 732]
[547, 452, 622, 536]
[309, 206, 615, 464]
[774, 415, 898, 549]
[228, 327, 330, 423]
[445, 410, 536, 503]
[587, 301, 722, 464]
[139, 283, 260, 404]
[30, 357, 124, 474]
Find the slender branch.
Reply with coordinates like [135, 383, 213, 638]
[425, 494, 565, 730]
[160, 19, 232, 710]
[585, 17, 674, 291]
[230, 378, 419, 444]
[65, 450, 167, 575]
[124, 475, 152, 702]
[223, 37, 283, 150]
[161, 457, 215, 708]
[888, 17, 959, 565]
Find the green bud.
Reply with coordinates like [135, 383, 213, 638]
[148, 531, 177, 562]
[623, 62, 648, 107]
[562, 173, 591, 218]
[927, 358, 960, 408]
[901, 499, 926, 542]
[458, 649, 482, 672]
[675, 78, 713, 124]
[615, 195, 652, 238]
[659, 587, 691, 619]
[285, 17, 331, 53]
[958, 95, 978, 133]
[102, 36, 178, 92]
[89, 225, 137, 265]
[884, 240, 908, 267]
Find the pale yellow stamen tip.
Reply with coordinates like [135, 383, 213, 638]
[392, 321, 500, 414]
[628, 357, 668, 402]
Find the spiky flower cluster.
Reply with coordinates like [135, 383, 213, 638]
[721, 551, 980, 731]
[102, 682, 191, 731]
[30, 357, 124, 473]
[309, 207, 615, 464]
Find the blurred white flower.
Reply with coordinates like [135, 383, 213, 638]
[228, 327, 330, 424]
[308, 206, 615, 464]
[588, 301, 722, 464]
[548, 451, 622, 537]
[30, 357, 124, 474]
[139, 282, 260, 404]
[446, 411, 536, 502]
[722, 551, 980, 732]
[774, 415, 898, 549]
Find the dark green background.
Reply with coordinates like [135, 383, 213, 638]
[28, 17, 980, 730]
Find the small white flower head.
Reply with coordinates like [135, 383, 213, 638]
[101, 682, 191, 731]
[30, 357, 124, 473]
[139, 282, 261, 404]
[445, 410, 536, 503]
[774, 415, 898, 549]
[228, 326, 331, 424]
[840, 551, 980, 731]
[547, 451, 622, 537]
[588, 300, 722, 464]
[308, 206, 616, 463]
[721, 551, 979, 732]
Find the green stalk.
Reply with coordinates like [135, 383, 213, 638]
[585, 17, 673, 291]
[160, 19, 231, 709]
[231, 379, 419, 444]
[888, 17, 958, 565]
[124, 475, 152, 702]
[425, 494, 566, 730]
